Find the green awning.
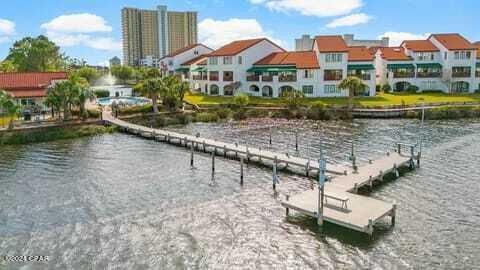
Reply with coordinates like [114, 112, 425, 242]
[247, 65, 297, 73]
[347, 64, 375, 70]
[192, 66, 207, 72]
[175, 67, 190, 72]
[387, 63, 415, 70]
[416, 63, 442, 69]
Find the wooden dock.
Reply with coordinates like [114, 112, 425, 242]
[103, 111, 419, 236]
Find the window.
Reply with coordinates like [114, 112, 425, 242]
[417, 52, 435, 61]
[194, 50, 199, 55]
[209, 57, 218, 65]
[324, 85, 339, 94]
[223, 56, 233, 65]
[325, 53, 343, 63]
[303, 69, 314, 79]
[238, 56, 243, 65]
[302, 85, 314, 95]
[168, 60, 173, 66]
[454, 51, 472, 60]
[223, 71, 233, 81]
[444, 52, 448, 60]
[324, 69, 343, 81]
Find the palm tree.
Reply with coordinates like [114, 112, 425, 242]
[137, 78, 162, 113]
[0, 90, 20, 129]
[338, 76, 368, 111]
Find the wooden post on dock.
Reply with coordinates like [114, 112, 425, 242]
[223, 145, 227, 157]
[391, 204, 397, 226]
[246, 146, 250, 163]
[318, 154, 326, 227]
[273, 156, 278, 190]
[190, 141, 194, 167]
[368, 219, 373, 236]
[305, 159, 310, 177]
[269, 127, 272, 145]
[202, 140, 206, 152]
[285, 195, 290, 216]
[295, 130, 299, 152]
[211, 152, 215, 180]
[351, 142, 358, 173]
[240, 157, 244, 185]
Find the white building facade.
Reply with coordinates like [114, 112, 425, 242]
[158, 44, 213, 75]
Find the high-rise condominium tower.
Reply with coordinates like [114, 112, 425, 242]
[121, 5, 197, 66]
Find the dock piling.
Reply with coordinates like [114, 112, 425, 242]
[285, 195, 290, 216]
[391, 204, 397, 226]
[305, 160, 310, 177]
[190, 141, 194, 167]
[273, 156, 278, 190]
[269, 128, 272, 145]
[240, 157, 244, 185]
[211, 152, 215, 180]
[295, 130, 299, 152]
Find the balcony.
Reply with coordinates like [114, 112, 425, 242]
[476, 71, 480, 78]
[324, 75, 342, 81]
[417, 72, 442, 78]
[393, 72, 415, 79]
[279, 74, 297, 82]
[262, 75, 273, 82]
[223, 75, 234, 82]
[349, 73, 371, 81]
[209, 75, 219, 81]
[247, 74, 260, 82]
[452, 72, 471, 78]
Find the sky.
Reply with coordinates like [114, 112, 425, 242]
[1, 0, 479, 66]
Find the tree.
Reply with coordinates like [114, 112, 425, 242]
[381, 84, 392, 93]
[159, 76, 188, 111]
[111, 65, 134, 84]
[0, 90, 20, 129]
[73, 67, 100, 85]
[338, 76, 368, 111]
[280, 89, 305, 109]
[6, 35, 65, 72]
[0, 60, 17, 73]
[232, 93, 250, 108]
[136, 78, 162, 113]
[134, 67, 161, 82]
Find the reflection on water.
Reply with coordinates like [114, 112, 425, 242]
[1, 118, 480, 269]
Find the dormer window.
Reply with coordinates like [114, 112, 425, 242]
[209, 57, 218, 65]
[454, 51, 472, 60]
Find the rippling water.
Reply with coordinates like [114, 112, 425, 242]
[1, 118, 480, 269]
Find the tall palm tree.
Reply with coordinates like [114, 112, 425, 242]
[138, 78, 162, 113]
[338, 76, 368, 111]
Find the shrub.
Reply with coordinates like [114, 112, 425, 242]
[195, 112, 219, 122]
[87, 109, 101, 119]
[94, 89, 110, 98]
[214, 108, 232, 119]
[376, 84, 381, 93]
[280, 89, 305, 109]
[306, 103, 330, 120]
[381, 84, 391, 93]
[118, 104, 154, 115]
[407, 85, 419, 93]
[232, 93, 250, 108]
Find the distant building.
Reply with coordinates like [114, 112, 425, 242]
[109, 57, 121, 67]
[295, 34, 389, 51]
[0, 72, 68, 106]
[121, 5, 198, 66]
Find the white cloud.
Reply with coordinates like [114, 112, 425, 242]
[41, 13, 120, 51]
[0, 18, 15, 43]
[41, 13, 112, 33]
[199, 18, 284, 49]
[249, 0, 363, 17]
[379, 31, 430, 46]
[326, 13, 372, 28]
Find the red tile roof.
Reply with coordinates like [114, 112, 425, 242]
[0, 72, 68, 90]
[208, 38, 285, 57]
[401, 40, 439, 52]
[181, 54, 208, 66]
[474, 42, 480, 59]
[315, 35, 348, 52]
[9, 90, 47, 98]
[378, 47, 412, 61]
[429, 33, 475, 50]
[347, 46, 374, 61]
[165, 43, 213, 58]
[254, 51, 319, 69]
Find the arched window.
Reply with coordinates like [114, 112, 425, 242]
[279, 85, 294, 96]
[210, 84, 219, 95]
[262, 86, 273, 97]
[249, 85, 260, 92]
[224, 85, 234, 96]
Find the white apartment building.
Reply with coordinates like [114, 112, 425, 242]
[158, 43, 213, 75]
[183, 36, 376, 97]
[376, 33, 480, 93]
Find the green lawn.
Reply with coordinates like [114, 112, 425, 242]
[185, 92, 480, 108]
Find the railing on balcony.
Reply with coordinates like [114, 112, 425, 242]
[262, 75, 273, 82]
[247, 74, 260, 81]
[223, 76, 234, 82]
[393, 72, 415, 78]
[279, 74, 297, 82]
[452, 72, 471, 78]
[209, 75, 219, 81]
[349, 73, 371, 81]
[324, 75, 342, 81]
[192, 75, 201, 80]
[417, 72, 442, 78]
[476, 71, 480, 78]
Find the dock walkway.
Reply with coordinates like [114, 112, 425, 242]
[103, 111, 418, 235]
